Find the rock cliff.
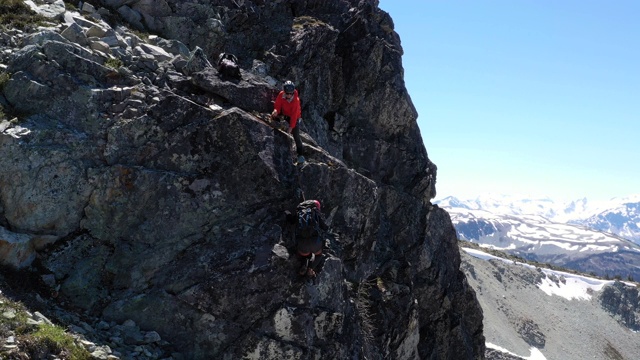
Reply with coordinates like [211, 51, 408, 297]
[0, 1, 484, 359]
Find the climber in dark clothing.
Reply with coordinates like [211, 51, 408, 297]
[289, 200, 329, 277]
[271, 80, 305, 164]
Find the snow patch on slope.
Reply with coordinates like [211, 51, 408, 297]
[486, 343, 547, 360]
[462, 247, 615, 301]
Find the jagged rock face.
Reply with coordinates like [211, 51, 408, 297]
[107, 0, 436, 198]
[0, 1, 482, 359]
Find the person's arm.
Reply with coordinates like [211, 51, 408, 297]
[289, 97, 301, 128]
[272, 92, 283, 119]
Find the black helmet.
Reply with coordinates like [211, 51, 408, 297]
[283, 80, 295, 94]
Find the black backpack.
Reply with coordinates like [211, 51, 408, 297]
[296, 200, 321, 239]
[217, 52, 241, 79]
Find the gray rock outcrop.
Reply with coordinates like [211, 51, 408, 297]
[515, 318, 545, 348]
[0, 1, 483, 359]
[598, 280, 640, 331]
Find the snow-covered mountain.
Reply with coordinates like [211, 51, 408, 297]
[436, 194, 589, 222]
[445, 207, 640, 280]
[436, 194, 640, 243]
[571, 196, 640, 244]
[435, 194, 640, 279]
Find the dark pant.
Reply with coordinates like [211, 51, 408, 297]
[298, 252, 323, 274]
[292, 124, 304, 156]
[297, 236, 324, 274]
[297, 236, 322, 257]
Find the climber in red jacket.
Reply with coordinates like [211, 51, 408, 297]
[271, 80, 305, 163]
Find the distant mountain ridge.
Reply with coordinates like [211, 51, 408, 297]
[436, 194, 640, 243]
[575, 199, 640, 244]
[435, 194, 640, 279]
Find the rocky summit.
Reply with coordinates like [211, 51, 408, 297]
[0, 1, 484, 359]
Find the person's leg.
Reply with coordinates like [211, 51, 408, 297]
[297, 238, 312, 275]
[292, 125, 304, 156]
[309, 251, 322, 269]
[298, 254, 310, 275]
[306, 237, 324, 276]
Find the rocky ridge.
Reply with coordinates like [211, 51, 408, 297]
[1, 1, 483, 359]
[460, 247, 640, 360]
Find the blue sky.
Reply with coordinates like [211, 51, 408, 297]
[378, 1, 639, 201]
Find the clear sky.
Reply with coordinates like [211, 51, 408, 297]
[378, 1, 639, 202]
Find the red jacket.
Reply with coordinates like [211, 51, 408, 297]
[273, 89, 301, 129]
